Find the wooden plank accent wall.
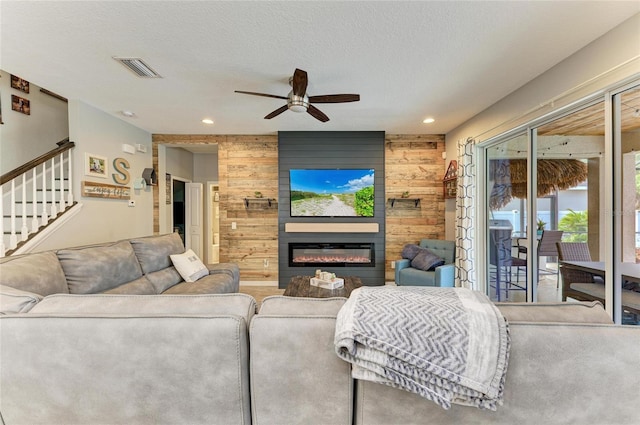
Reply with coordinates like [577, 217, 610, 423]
[153, 134, 279, 281]
[385, 134, 446, 281]
[153, 133, 446, 283]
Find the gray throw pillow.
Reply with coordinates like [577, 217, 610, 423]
[401, 244, 422, 260]
[410, 248, 445, 271]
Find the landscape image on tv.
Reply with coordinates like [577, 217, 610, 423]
[290, 169, 375, 217]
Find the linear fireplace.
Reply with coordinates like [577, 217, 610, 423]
[289, 243, 375, 267]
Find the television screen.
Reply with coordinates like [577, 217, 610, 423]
[290, 169, 375, 217]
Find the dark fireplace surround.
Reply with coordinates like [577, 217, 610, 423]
[278, 131, 386, 288]
[289, 242, 375, 268]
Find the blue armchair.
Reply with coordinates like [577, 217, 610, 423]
[395, 239, 456, 287]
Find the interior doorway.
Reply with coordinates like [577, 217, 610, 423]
[172, 179, 186, 245]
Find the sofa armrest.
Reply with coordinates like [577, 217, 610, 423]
[394, 259, 411, 283]
[207, 262, 240, 281]
[435, 263, 455, 287]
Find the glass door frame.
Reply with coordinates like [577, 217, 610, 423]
[478, 90, 618, 308]
[611, 80, 640, 324]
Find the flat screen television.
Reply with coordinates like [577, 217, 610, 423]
[289, 169, 375, 217]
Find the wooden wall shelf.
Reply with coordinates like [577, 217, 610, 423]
[244, 197, 275, 208]
[388, 198, 421, 207]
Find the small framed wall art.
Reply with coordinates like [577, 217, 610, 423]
[10, 75, 29, 93]
[11, 95, 30, 115]
[85, 153, 108, 178]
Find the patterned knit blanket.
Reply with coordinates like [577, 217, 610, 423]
[334, 286, 510, 410]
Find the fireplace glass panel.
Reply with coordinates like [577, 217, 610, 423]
[289, 243, 374, 267]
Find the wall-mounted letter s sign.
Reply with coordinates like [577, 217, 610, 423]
[112, 157, 131, 185]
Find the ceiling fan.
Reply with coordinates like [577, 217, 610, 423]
[235, 68, 359, 122]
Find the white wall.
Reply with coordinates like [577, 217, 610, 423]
[34, 100, 153, 250]
[0, 70, 69, 173]
[444, 13, 640, 239]
[165, 147, 194, 181]
[193, 153, 218, 183]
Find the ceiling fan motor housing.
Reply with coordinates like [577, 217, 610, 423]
[288, 92, 309, 112]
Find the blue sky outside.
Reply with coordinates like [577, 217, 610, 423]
[290, 169, 374, 194]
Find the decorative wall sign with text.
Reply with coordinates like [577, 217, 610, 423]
[81, 181, 131, 200]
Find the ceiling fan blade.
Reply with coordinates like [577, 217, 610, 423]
[264, 105, 289, 119]
[307, 104, 330, 122]
[235, 90, 288, 100]
[292, 68, 308, 97]
[309, 94, 360, 103]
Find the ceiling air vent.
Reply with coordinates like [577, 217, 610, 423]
[113, 57, 162, 78]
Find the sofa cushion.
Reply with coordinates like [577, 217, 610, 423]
[0, 285, 43, 314]
[398, 267, 436, 286]
[162, 272, 238, 294]
[496, 301, 612, 324]
[130, 233, 185, 274]
[30, 293, 257, 324]
[170, 249, 209, 282]
[0, 251, 68, 296]
[101, 276, 156, 295]
[401, 244, 421, 261]
[410, 248, 445, 271]
[144, 267, 183, 293]
[57, 240, 144, 294]
[259, 296, 346, 315]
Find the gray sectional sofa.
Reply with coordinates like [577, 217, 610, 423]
[0, 232, 239, 300]
[1, 240, 640, 424]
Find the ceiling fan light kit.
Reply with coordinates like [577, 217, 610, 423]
[235, 68, 360, 122]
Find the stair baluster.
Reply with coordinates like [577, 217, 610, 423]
[50, 156, 57, 218]
[31, 168, 39, 233]
[58, 152, 66, 212]
[67, 149, 74, 204]
[2, 139, 76, 256]
[21, 174, 28, 241]
[41, 161, 48, 226]
[9, 180, 17, 249]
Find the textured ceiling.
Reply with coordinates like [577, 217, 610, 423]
[1, 1, 638, 136]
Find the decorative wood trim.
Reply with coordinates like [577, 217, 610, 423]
[285, 222, 379, 233]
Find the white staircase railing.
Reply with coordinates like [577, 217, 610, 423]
[1, 139, 75, 257]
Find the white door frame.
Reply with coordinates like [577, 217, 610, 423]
[206, 181, 219, 263]
[186, 182, 204, 258]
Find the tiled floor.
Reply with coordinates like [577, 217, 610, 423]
[489, 263, 562, 303]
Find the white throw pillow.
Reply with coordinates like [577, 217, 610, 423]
[169, 249, 209, 283]
[0, 284, 43, 314]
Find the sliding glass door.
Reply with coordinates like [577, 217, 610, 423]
[481, 80, 640, 325]
[614, 85, 640, 325]
[485, 133, 530, 302]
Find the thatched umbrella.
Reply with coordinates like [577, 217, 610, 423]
[489, 159, 587, 209]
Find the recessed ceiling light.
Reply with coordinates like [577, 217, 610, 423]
[202, 119, 214, 125]
[423, 117, 435, 124]
[121, 110, 136, 118]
